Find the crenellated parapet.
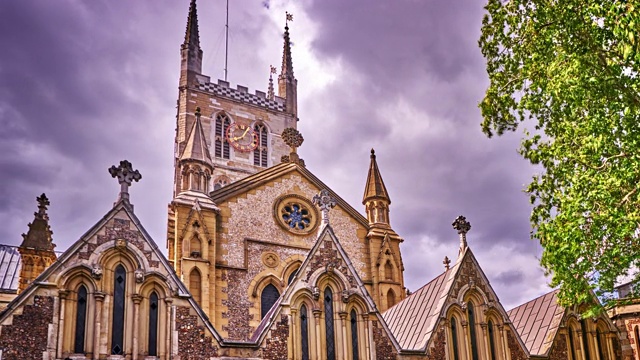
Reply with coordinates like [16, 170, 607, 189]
[196, 77, 286, 112]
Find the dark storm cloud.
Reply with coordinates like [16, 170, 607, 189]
[299, 0, 548, 307]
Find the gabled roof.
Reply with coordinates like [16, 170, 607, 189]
[508, 289, 565, 357]
[0, 201, 225, 344]
[383, 265, 457, 351]
[363, 149, 390, 204]
[249, 224, 400, 351]
[209, 162, 368, 227]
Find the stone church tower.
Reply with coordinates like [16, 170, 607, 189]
[18, 194, 56, 293]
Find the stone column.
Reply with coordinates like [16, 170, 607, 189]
[313, 310, 322, 360]
[461, 320, 470, 360]
[57, 290, 70, 359]
[362, 314, 371, 360]
[290, 309, 297, 360]
[165, 298, 173, 359]
[339, 312, 348, 360]
[93, 292, 106, 360]
[481, 323, 490, 359]
[367, 313, 375, 359]
[497, 324, 507, 360]
[132, 294, 143, 360]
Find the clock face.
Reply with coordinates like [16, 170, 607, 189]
[226, 122, 258, 152]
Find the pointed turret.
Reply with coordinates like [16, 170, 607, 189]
[18, 194, 57, 293]
[278, 19, 298, 118]
[180, 0, 203, 86]
[178, 108, 213, 194]
[363, 149, 391, 225]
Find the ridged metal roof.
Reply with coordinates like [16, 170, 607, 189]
[507, 289, 564, 356]
[0, 245, 21, 292]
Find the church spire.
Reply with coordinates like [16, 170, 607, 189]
[363, 149, 391, 225]
[18, 194, 57, 293]
[278, 12, 298, 118]
[180, 0, 203, 86]
[178, 108, 213, 194]
[184, 0, 200, 49]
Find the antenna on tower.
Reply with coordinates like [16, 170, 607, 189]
[224, 0, 229, 81]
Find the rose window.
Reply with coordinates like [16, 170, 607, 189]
[273, 195, 319, 235]
[282, 203, 311, 230]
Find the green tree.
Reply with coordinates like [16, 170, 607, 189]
[479, 0, 640, 313]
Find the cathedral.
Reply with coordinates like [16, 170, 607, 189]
[0, 1, 636, 359]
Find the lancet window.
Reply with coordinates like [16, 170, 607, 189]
[189, 268, 202, 304]
[467, 302, 479, 360]
[488, 320, 497, 360]
[111, 265, 126, 355]
[261, 284, 280, 319]
[300, 304, 310, 360]
[350, 309, 359, 360]
[74, 285, 88, 354]
[148, 292, 159, 356]
[451, 317, 460, 360]
[253, 123, 268, 167]
[325, 287, 336, 360]
[214, 113, 230, 159]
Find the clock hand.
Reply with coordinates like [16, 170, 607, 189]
[240, 126, 250, 138]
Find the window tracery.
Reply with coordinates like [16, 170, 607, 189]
[324, 287, 336, 360]
[214, 113, 230, 159]
[467, 302, 479, 360]
[111, 264, 126, 355]
[350, 309, 359, 360]
[74, 285, 88, 354]
[300, 304, 310, 360]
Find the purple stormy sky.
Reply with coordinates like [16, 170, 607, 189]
[0, 0, 550, 309]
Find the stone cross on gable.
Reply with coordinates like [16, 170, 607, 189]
[452, 215, 471, 257]
[109, 160, 142, 206]
[313, 189, 336, 225]
[443, 256, 451, 270]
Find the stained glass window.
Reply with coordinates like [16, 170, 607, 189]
[324, 288, 336, 360]
[261, 284, 280, 319]
[569, 327, 577, 360]
[350, 309, 359, 360]
[451, 317, 460, 360]
[282, 203, 311, 230]
[300, 304, 309, 360]
[148, 292, 159, 356]
[74, 285, 87, 354]
[215, 114, 230, 159]
[467, 302, 479, 360]
[253, 124, 268, 167]
[488, 320, 496, 360]
[111, 265, 126, 355]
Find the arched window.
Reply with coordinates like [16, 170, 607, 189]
[467, 302, 479, 360]
[581, 319, 592, 360]
[635, 326, 640, 356]
[488, 320, 496, 360]
[300, 304, 309, 360]
[324, 287, 336, 360]
[189, 268, 202, 304]
[384, 260, 393, 280]
[111, 265, 126, 355]
[213, 176, 229, 190]
[287, 268, 298, 285]
[261, 284, 280, 319]
[350, 309, 359, 360]
[190, 235, 201, 258]
[74, 285, 88, 353]
[451, 317, 460, 360]
[253, 123, 268, 167]
[568, 326, 578, 360]
[214, 113, 230, 159]
[387, 289, 396, 308]
[596, 328, 606, 360]
[148, 292, 159, 356]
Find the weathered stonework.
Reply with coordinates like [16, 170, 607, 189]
[176, 306, 219, 359]
[0, 296, 54, 360]
[507, 330, 528, 360]
[427, 327, 446, 360]
[262, 314, 289, 360]
[372, 320, 397, 360]
[221, 269, 255, 340]
[548, 333, 568, 360]
[304, 239, 357, 289]
[449, 255, 492, 302]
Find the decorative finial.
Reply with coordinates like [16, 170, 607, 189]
[443, 256, 451, 270]
[268, 66, 276, 100]
[36, 193, 50, 219]
[313, 189, 337, 225]
[109, 160, 142, 206]
[452, 215, 471, 256]
[281, 128, 305, 165]
[286, 11, 293, 25]
[371, 148, 375, 156]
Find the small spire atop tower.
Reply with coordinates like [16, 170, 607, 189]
[363, 149, 391, 225]
[178, 108, 214, 194]
[18, 193, 57, 293]
[268, 65, 276, 100]
[452, 215, 471, 258]
[278, 12, 298, 118]
[184, 0, 200, 48]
